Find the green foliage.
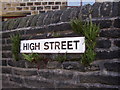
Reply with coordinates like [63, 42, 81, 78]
[55, 53, 67, 63]
[70, 19, 83, 34]
[22, 53, 42, 62]
[10, 34, 21, 61]
[53, 32, 61, 37]
[70, 19, 100, 66]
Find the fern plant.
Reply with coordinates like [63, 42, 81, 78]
[22, 53, 48, 69]
[22, 53, 41, 62]
[70, 19, 99, 66]
[70, 19, 83, 34]
[55, 53, 67, 63]
[10, 34, 21, 61]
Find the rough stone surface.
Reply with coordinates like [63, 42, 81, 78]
[93, 20, 112, 29]
[60, 8, 72, 22]
[92, 3, 101, 17]
[114, 18, 120, 28]
[2, 66, 12, 74]
[81, 4, 92, 19]
[2, 60, 7, 66]
[114, 39, 120, 48]
[104, 62, 120, 72]
[85, 64, 100, 71]
[96, 39, 111, 49]
[112, 2, 119, 17]
[47, 61, 61, 69]
[100, 2, 112, 17]
[43, 12, 54, 25]
[2, 2, 120, 30]
[100, 28, 120, 38]
[7, 60, 26, 68]
[1, 2, 120, 89]
[30, 14, 40, 27]
[78, 74, 120, 85]
[51, 10, 63, 24]
[61, 61, 85, 71]
[96, 50, 120, 59]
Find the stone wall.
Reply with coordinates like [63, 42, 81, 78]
[2, 0, 67, 16]
[1, 2, 120, 89]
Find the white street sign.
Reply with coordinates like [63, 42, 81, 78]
[20, 37, 85, 53]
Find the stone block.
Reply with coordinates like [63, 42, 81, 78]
[2, 60, 7, 66]
[2, 32, 10, 38]
[51, 10, 63, 23]
[114, 39, 120, 48]
[53, 23, 71, 31]
[96, 50, 120, 59]
[70, 7, 80, 19]
[38, 70, 54, 79]
[8, 60, 26, 68]
[2, 81, 23, 88]
[25, 27, 44, 35]
[61, 61, 85, 71]
[13, 68, 38, 76]
[111, 2, 119, 17]
[2, 52, 12, 58]
[55, 81, 78, 88]
[18, 17, 29, 28]
[43, 12, 53, 25]
[100, 28, 120, 38]
[93, 20, 112, 29]
[52, 6, 59, 10]
[85, 64, 100, 71]
[7, 19, 15, 30]
[96, 39, 111, 49]
[114, 18, 120, 28]
[92, 3, 101, 18]
[2, 39, 5, 44]
[2, 45, 11, 51]
[2, 74, 9, 81]
[38, 69, 73, 81]
[24, 77, 54, 88]
[104, 62, 120, 72]
[60, 8, 72, 22]
[30, 14, 40, 27]
[2, 66, 12, 74]
[47, 61, 61, 69]
[10, 18, 21, 30]
[78, 74, 120, 85]
[25, 60, 37, 68]
[25, 16, 35, 27]
[89, 87, 118, 90]
[9, 75, 23, 84]
[100, 2, 112, 17]
[81, 4, 92, 19]
[36, 13, 47, 26]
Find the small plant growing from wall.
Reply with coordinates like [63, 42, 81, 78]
[55, 53, 67, 63]
[22, 53, 48, 69]
[71, 18, 99, 66]
[22, 53, 40, 62]
[10, 34, 21, 61]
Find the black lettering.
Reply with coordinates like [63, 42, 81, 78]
[55, 42, 60, 50]
[49, 42, 54, 49]
[35, 43, 40, 50]
[74, 40, 80, 49]
[44, 42, 49, 50]
[30, 43, 34, 50]
[23, 43, 28, 50]
[67, 41, 73, 49]
[61, 41, 66, 49]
